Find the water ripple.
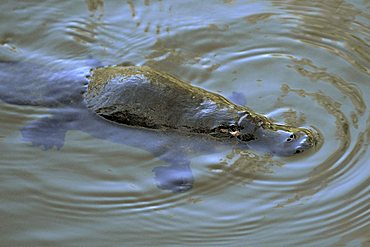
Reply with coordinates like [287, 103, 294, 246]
[1, 0, 369, 246]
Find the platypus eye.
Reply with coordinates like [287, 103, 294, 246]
[238, 133, 256, 142]
[286, 134, 295, 142]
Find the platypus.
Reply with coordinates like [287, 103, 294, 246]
[85, 65, 317, 156]
[0, 61, 318, 192]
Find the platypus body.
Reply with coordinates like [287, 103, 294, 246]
[85, 65, 316, 156]
[0, 61, 318, 192]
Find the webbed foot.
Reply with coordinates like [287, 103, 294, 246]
[153, 163, 194, 193]
[21, 116, 68, 150]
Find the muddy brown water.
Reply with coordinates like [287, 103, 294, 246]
[0, 1, 369, 246]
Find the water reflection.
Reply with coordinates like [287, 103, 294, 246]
[289, 57, 366, 116]
[85, 0, 104, 16]
[273, 0, 370, 73]
[0, 0, 369, 246]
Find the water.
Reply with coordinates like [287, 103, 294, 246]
[0, 0, 369, 246]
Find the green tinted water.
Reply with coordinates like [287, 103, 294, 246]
[0, 0, 369, 246]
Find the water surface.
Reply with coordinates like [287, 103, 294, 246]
[0, 0, 369, 246]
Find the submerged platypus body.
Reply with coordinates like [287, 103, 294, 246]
[85, 66, 316, 156]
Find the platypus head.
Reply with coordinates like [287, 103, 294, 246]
[253, 126, 317, 156]
[237, 114, 318, 156]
